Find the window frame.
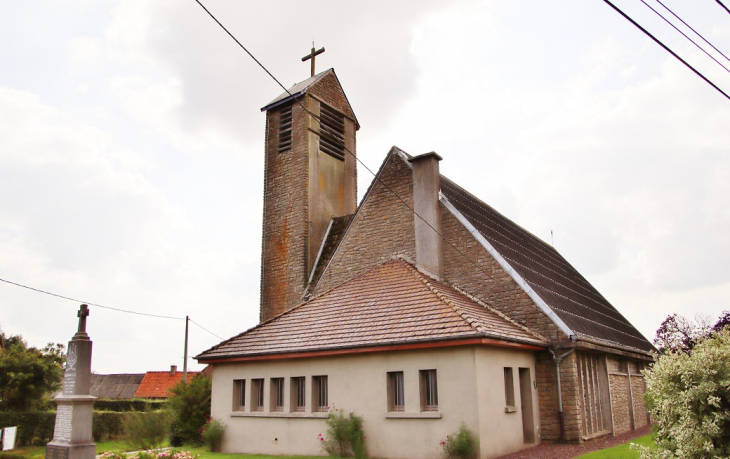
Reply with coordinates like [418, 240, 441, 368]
[233, 379, 246, 411]
[291, 376, 306, 412]
[420, 369, 438, 412]
[271, 378, 285, 412]
[313, 375, 329, 412]
[504, 367, 516, 410]
[387, 371, 405, 412]
[251, 378, 265, 412]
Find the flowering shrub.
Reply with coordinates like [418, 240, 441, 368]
[318, 408, 367, 458]
[200, 417, 226, 452]
[440, 423, 479, 459]
[636, 329, 730, 458]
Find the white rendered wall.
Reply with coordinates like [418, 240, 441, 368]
[209, 345, 539, 459]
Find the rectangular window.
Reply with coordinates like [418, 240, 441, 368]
[291, 377, 306, 412]
[504, 367, 515, 408]
[271, 378, 284, 412]
[251, 378, 264, 412]
[313, 376, 328, 412]
[233, 379, 246, 411]
[420, 369, 438, 411]
[319, 103, 345, 161]
[278, 104, 293, 153]
[388, 371, 405, 412]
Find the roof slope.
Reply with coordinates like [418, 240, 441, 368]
[440, 176, 654, 354]
[89, 373, 144, 399]
[134, 371, 200, 398]
[198, 259, 546, 361]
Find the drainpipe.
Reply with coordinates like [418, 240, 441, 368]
[548, 348, 574, 442]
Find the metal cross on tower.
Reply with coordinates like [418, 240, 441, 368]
[302, 44, 325, 77]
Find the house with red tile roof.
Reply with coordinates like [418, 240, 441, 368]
[134, 366, 201, 399]
[196, 69, 653, 458]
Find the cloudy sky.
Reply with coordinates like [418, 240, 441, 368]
[1, 0, 729, 373]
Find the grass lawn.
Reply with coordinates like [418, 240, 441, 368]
[576, 434, 654, 458]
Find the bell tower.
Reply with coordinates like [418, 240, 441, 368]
[259, 66, 359, 322]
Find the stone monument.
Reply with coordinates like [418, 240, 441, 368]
[46, 305, 97, 459]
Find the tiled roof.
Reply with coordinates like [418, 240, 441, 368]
[440, 176, 655, 354]
[89, 373, 144, 399]
[134, 371, 201, 398]
[197, 260, 546, 361]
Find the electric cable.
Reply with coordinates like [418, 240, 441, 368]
[190, 318, 224, 340]
[656, 0, 730, 64]
[641, 0, 730, 74]
[717, 0, 730, 16]
[602, 0, 730, 101]
[191, 0, 634, 318]
[0, 277, 185, 320]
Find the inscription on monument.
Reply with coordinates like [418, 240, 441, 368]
[46, 445, 70, 459]
[53, 405, 73, 442]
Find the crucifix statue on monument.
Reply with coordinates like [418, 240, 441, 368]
[302, 43, 325, 77]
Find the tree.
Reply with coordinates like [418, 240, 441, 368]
[166, 373, 211, 445]
[0, 328, 65, 411]
[653, 311, 729, 353]
[638, 328, 730, 459]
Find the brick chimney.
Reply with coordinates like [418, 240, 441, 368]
[170, 365, 177, 376]
[408, 152, 443, 279]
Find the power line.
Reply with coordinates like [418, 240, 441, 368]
[717, 0, 730, 16]
[191, 0, 528, 302]
[0, 277, 226, 342]
[602, 0, 730, 101]
[641, 0, 730, 74]
[190, 318, 224, 340]
[656, 0, 730, 64]
[0, 277, 184, 320]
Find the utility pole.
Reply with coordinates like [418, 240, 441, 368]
[183, 316, 189, 382]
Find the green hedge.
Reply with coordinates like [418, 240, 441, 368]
[93, 399, 167, 413]
[0, 412, 55, 446]
[0, 411, 166, 446]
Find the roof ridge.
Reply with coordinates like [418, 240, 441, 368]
[401, 261, 488, 335]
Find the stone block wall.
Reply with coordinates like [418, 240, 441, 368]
[631, 374, 648, 429]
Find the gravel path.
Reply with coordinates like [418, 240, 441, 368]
[494, 425, 651, 459]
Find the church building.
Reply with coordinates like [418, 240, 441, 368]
[196, 65, 654, 458]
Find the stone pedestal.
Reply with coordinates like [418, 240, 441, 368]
[46, 306, 97, 459]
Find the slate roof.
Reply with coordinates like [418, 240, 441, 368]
[260, 70, 330, 112]
[134, 370, 200, 398]
[89, 373, 144, 399]
[197, 259, 546, 361]
[439, 175, 655, 354]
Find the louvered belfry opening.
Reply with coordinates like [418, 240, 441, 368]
[278, 104, 293, 153]
[319, 103, 345, 161]
[577, 352, 612, 438]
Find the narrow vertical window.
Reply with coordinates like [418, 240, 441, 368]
[319, 103, 345, 160]
[388, 371, 405, 412]
[233, 379, 246, 411]
[278, 104, 293, 153]
[291, 377, 306, 412]
[251, 378, 264, 412]
[420, 369, 438, 411]
[313, 376, 328, 412]
[504, 367, 515, 408]
[271, 378, 284, 412]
